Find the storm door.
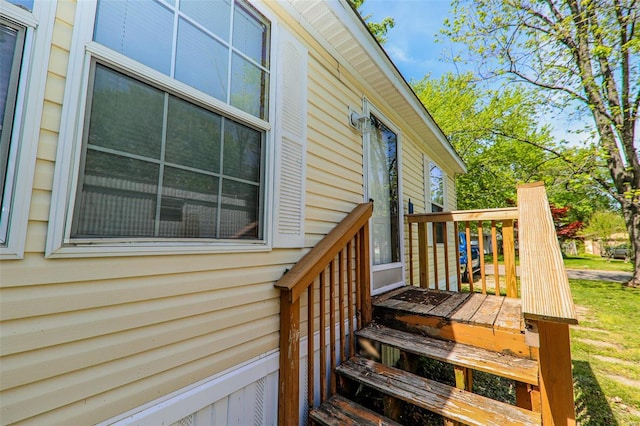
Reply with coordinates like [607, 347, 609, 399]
[365, 108, 404, 294]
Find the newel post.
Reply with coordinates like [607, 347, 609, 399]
[278, 289, 300, 426]
[538, 320, 576, 425]
[359, 224, 372, 325]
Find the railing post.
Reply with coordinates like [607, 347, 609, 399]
[538, 320, 576, 425]
[359, 224, 372, 324]
[278, 290, 300, 426]
[503, 219, 518, 298]
[418, 223, 428, 289]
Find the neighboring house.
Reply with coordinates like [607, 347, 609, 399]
[0, 0, 464, 424]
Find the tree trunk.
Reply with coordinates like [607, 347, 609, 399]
[621, 198, 640, 287]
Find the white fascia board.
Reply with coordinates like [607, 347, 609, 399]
[326, 0, 466, 174]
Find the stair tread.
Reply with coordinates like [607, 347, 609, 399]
[309, 394, 402, 426]
[337, 356, 542, 426]
[357, 325, 538, 385]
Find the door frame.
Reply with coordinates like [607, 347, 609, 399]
[362, 100, 405, 296]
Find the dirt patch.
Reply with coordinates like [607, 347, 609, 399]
[605, 374, 640, 389]
[571, 325, 610, 335]
[575, 305, 595, 321]
[592, 355, 636, 367]
[576, 338, 621, 349]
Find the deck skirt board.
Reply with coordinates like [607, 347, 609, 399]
[337, 356, 542, 426]
[357, 325, 538, 385]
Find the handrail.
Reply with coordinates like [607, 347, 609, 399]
[275, 202, 373, 303]
[517, 182, 578, 324]
[275, 202, 373, 426]
[406, 207, 519, 223]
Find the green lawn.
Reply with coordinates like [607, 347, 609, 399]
[484, 253, 633, 273]
[570, 279, 640, 425]
[564, 255, 633, 273]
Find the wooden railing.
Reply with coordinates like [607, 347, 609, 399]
[274, 202, 373, 426]
[406, 207, 520, 297]
[517, 182, 577, 425]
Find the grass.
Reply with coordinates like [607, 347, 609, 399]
[563, 255, 633, 273]
[430, 278, 640, 424]
[484, 253, 633, 273]
[570, 279, 640, 425]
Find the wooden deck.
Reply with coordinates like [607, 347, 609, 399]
[374, 287, 524, 331]
[372, 286, 534, 359]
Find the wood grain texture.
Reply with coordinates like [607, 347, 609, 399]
[406, 207, 519, 223]
[357, 325, 539, 384]
[310, 394, 402, 426]
[517, 183, 577, 324]
[337, 357, 541, 426]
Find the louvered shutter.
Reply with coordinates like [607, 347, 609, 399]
[272, 29, 308, 248]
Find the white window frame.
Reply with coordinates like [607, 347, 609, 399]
[423, 154, 447, 246]
[46, 0, 278, 258]
[0, 0, 56, 259]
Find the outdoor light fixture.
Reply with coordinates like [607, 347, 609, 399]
[348, 107, 371, 134]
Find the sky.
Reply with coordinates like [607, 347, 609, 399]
[359, 0, 593, 147]
[360, 0, 460, 82]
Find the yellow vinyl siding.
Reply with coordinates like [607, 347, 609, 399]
[0, 1, 464, 423]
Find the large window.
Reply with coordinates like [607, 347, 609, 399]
[69, 0, 270, 243]
[0, 18, 25, 245]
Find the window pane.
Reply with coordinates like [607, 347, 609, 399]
[88, 65, 164, 159]
[230, 53, 267, 118]
[180, 0, 231, 42]
[160, 166, 218, 238]
[72, 150, 159, 238]
[166, 96, 221, 173]
[368, 115, 400, 265]
[219, 179, 259, 239]
[430, 163, 444, 207]
[94, 0, 173, 75]
[175, 18, 228, 102]
[223, 119, 261, 182]
[233, 1, 269, 67]
[7, 0, 33, 12]
[0, 24, 19, 140]
[0, 21, 24, 235]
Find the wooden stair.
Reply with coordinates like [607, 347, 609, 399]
[309, 287, 542, 425]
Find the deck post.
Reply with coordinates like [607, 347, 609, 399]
[278, 290, 300, 426]
[538, 320, 576, 425]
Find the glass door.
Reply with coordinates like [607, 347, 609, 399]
[365, 108, 404, 294]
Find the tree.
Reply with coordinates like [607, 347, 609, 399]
[580, 210, 628, 254]
[349, 0, 395, 44]
[443, 0, 640, 286]
[413, 72, 612, 217]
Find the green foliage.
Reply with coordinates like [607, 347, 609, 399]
[348, 0, 395, 44]
[412, 72, 611, 217]
[440, 0, 640, 283]
[580, 211, 627, 242]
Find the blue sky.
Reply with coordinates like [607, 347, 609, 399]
[359, 0, 592, 147]
[360, 0, 459, 82]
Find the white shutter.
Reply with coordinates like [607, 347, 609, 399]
[273, 28, 308, 248]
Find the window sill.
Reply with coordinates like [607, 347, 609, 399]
[45, 241, 271, 258]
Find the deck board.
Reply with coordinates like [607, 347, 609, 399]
[495, 297, 523, 331]
[449, 293, 487, 323]
[470, 295, 504, 326]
